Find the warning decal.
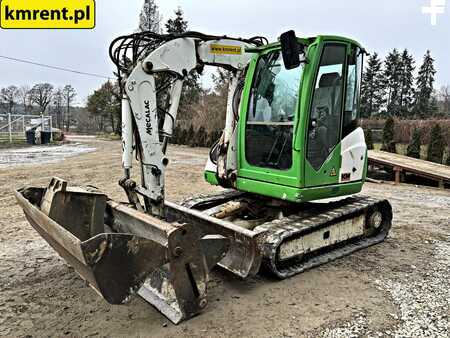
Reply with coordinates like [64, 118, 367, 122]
[210, 44, 242, 55]
[330, 167, 337, 177]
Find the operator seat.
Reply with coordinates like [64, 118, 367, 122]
[308, 72, 342, 170]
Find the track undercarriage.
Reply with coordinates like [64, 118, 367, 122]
[178, 190, 392, 278]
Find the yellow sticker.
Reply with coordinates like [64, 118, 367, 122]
[210, 44, 242, 55]
[1, 0, 95, 29]
[330, 168, 337, 177]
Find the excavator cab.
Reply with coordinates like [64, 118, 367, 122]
[206, 35, 367, 203]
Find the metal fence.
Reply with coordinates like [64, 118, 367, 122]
[0, 113, 53, 143]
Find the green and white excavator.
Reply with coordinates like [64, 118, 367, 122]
[16, 30, 392, 324]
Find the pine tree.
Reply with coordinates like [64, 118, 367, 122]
[414, 50, 436, 118]
[398, 49, 415, 117]
[138, 0, 161, 33]
[427, 124, 444, 164]
[430, 91, 439, 115]
[383, 49, 402, 116]
[406, 128, 421, 159]
[360, 53, 385, 117]
[165, 7, 188, 34]
[381, 116, 396, 153]
[364, 128, 374, 150]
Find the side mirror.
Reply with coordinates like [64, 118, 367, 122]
[280, 30, 301, 70]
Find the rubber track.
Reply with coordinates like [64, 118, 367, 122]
[181, 190, 244, 209]
[182, 193, 392, 279]
[256, 196, 392, 278]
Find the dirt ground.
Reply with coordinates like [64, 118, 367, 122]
[0, 136, 449, 338]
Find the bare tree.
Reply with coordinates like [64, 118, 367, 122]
[52, 88, 64, 129]
[17, 85, 32, 113]
[62, 85, 77, 131]
[30, 83, 54, 113]
[0, 85, 19, 114]
[439, 85, 450, 115]
[0, 86, 18, 114]
[138, 0, 162, 33]
[86, 81, 121, 133]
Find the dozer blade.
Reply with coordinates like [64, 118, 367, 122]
[15, 178, 229, 324]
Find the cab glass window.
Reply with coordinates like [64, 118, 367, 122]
[245, 50, 302, 170]
[306, 44, 346, 171]
[342, 47, 363, 138]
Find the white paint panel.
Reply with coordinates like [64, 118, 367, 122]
[339, 127, 367, 183]
[146, 38, 197, 75]
[121, 97, 133, 169]
[205, 157, 217, 173]
[278, 215, 365, 261]
[197, 40, 254, 70]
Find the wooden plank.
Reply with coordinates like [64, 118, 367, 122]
[366, 177, 382, 184]
[393, 167, 402, 185]
[368, 150, 450, 184]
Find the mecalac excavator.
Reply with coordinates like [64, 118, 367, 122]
[15, 30, 392, 324]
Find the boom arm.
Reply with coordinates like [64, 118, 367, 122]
[114, 33, 261, 216]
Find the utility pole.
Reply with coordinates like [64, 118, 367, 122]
[8, 113, 12, 143]
[50, 116, 53, 142]
[41, 114, 44, 144]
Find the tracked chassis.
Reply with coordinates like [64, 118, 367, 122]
[175, 190, 393, 279]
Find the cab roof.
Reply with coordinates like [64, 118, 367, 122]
[247, 34, 363, 53]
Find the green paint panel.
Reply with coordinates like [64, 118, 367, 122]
[237, 178, 303, 202]
[237, 177, 363, 203]
[304, 144, 341, 187]
[204, 171, 219, 186]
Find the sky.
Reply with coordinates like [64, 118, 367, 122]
[0, 0, 449, 105]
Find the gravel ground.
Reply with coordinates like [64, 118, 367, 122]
[322, 240, 449, 338]
[0, 137, 449, 337]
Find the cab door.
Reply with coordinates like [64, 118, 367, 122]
[238, 48, 303, 188]
[304, 42, 348, 187]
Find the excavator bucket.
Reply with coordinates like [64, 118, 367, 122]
[15, 178, 229, 324]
